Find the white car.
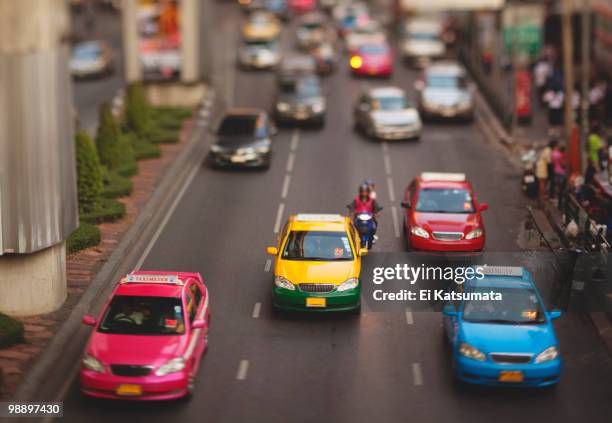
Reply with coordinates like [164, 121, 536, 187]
[401, 18, 446, 67]
[345, 22, 386, 53]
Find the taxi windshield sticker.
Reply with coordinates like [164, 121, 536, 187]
[165, 318, 177, 328]
[341, 237, 351, 250]
[463, 202, 472, 210]
[522, 310, 538, 320]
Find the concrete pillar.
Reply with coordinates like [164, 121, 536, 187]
[180, 0, 199, 83]
[122, 0, 141, 83]
[0, 0, 75, 315]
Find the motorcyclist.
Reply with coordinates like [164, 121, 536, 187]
[348, 184, 382, 235]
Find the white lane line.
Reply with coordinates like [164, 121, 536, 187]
[237, 360, 250, 380]
[286, 153, 295, 173]
[405, 308, 414, 325]
[135, 165, 200, 270]
[281, 174, 291, 199]
[412, 362, 423, 386]
[390, 206, 400, 238]
[386, 177, 396, 203]
[383, 154, 392, 176]
[290, 129, 300, 151]
[252, 302, 262, 319]
[273, 203, 285, 234]
[381, 142, 389, 154]
[264, 259, 272, 272]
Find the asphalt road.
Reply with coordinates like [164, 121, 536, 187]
[58, 3, 612, 422]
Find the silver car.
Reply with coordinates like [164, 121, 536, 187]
[354, 87, 422, 140]
[401, 18, 446, 68]
[238, 39, 281, 69]
[416, 62, 474, 122]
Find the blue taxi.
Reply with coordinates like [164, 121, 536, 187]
[442, 266, 562, 387]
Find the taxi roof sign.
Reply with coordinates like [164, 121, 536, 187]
[123, 274, 183, 285]
[295, 214, 344, 222]
[420, 172, 466, 182]
[479, 266, 524, 277]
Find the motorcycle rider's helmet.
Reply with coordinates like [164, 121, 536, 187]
[358, 184, 369, 197]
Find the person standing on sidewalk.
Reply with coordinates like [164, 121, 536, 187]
[536, 144, 551, 201]
[589, 124, 605, 172]
[543, 86, 564, 138]
[534, 58, 551, 107]
[551, 144, 566, 206]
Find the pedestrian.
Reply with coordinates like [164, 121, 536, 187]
[544, 140, 556, 198]
[534, 58, 551, 107]
[585, 158, 597, 186]
[551, 145, 566, 206]
[589, 80, 607, 122]
[588, 124, 604, 172]
[536, 146, 550, 201]
[543, 87, 564, 138]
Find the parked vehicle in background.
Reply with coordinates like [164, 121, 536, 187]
[401, 17, 445, 68]
[208, 109, 275, 169]
[70, 41, 114, 79]
[238, 39, 281, 70]
[354, 87, 422, 140]
[416, 62, 474, 121]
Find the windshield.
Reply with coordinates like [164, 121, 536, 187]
[282, 231, 354, 261]
[359, 44, 388, 55]
[427, 74, 467, 89]
[280, 78, 321, 97]
[462, 287, 546, 324]
[218, 115, 258, 137]
[245, 39, 276, 48]
[73, 46, 100, 60]
[373, 95, 407, 111]
[98, 296, 186, 335]
[415, 188, 475, 213]
[409, 32, 439, 42]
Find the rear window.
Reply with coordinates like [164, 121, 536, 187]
[98, 295, 186, 335]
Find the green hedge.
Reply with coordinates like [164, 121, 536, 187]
[102, 171, 133, 199]
[150, 106, 193, 120]
[81, 198, 125, 224]
[132, 135, 161, 160]
[149, 128, 180, 144]
[67, 223, 101, 254]
[75, 131, 104, 215]
[116, 160, 139, 178]
[0, 313, 25, 349]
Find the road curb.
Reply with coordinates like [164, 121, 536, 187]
[12, 89, 216, 403]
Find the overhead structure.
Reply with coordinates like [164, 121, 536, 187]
[399, 0, 505, 11]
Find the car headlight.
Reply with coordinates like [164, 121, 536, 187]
[82, 354, 105, 373]
[311, 103, 324, 113]
[465, 228, 483, 240]
[255, 145, 270, 154]
[274, 276, 296, 290]
[337, 278, 359, 292]
[421, 98, 437, 110]
[155, 357, 186, 376]
[410, 226, 430, 239]
[210, 144, 223, 153]
[277, 102, 290, 112]
[458, 99, 472, 109]
[459, 343, 485, 361]
[535, 346, 559, 363]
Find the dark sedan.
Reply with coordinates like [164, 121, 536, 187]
[274, 75, 326, 127]
[208, 109, 275, 169]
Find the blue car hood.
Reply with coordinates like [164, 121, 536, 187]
[460, 321, 557, 354]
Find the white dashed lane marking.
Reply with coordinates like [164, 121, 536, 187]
[273, 203, 285, 234]
[412, 362, 423, 386]
[252, 303, 262, 319]
[264, 259, 272, 272]
[237, 360, 250, 380]
[391, 206, 401, 238]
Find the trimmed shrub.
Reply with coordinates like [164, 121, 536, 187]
[67, 223, 101, 254]
[75, 131, 103, 215]
[102, 171, 133, 199]
[95, 101, 123, 169]
[116, 160, 139, 178]
[150, 106, 193, 120]
[132, 135, 162, 160]
[81, 198, 125, 224]
[0, 313, 25, 349]
[149, 128, 180, 144]
[125, 83, 151, 136]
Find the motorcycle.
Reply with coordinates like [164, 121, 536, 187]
[521, 148, 538, 199]
[353, 211, 376, 249]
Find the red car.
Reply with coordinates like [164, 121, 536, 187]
[401, 172, 488, 252]
[289, 0, 315, 13]
[349, 42, 393, 77]
[80, 271, 210, 400]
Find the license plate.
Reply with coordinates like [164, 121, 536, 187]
[498, 371, 524, 382]
[442, 109, 456, 117]
[306, 297, 326, 308]
[295, 112, 309, 120]
[116, 384, 142, 396]
[230, 155, 247, 163]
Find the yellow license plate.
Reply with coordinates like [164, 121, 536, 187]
[306, 297, 326, 308]
[116, 384, 143, 396]
[498, 371, 524, 382]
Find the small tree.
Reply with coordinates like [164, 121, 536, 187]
[75, 131, 103, 215]
[125, 83, 151, 136]
[95, 101, 122, 169]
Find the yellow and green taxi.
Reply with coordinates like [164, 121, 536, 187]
[242, 11, 281, 42]
[266, 214, 367, 312]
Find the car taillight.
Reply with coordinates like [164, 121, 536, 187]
[350, 55, 362, 69]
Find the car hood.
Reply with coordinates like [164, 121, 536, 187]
[278, 95, 324, 107]
[413, 211, 478, 233]
[214, 136, 265, 150]
[460, 321, 556, 355]
[422, 88, 471, 106]
[241, 46, 278, 57]
[276, 259, 358, 284]
[370, 109, 420, 126]
[87, 333, 187, 366]
[403, 39, 444, 55]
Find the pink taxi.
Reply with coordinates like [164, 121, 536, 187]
[80, 271, 210, 400]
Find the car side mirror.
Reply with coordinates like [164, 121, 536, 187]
[479, 203, 489, 212]
[548, 310, 562, 320]
[191, 319, 206, 329]
[82, 315, 96, 326]
[442, 304, 457, 316]
[359, 248, 368, 256]
[401, 201, 411, 209]
[266, 246, 278, 255]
